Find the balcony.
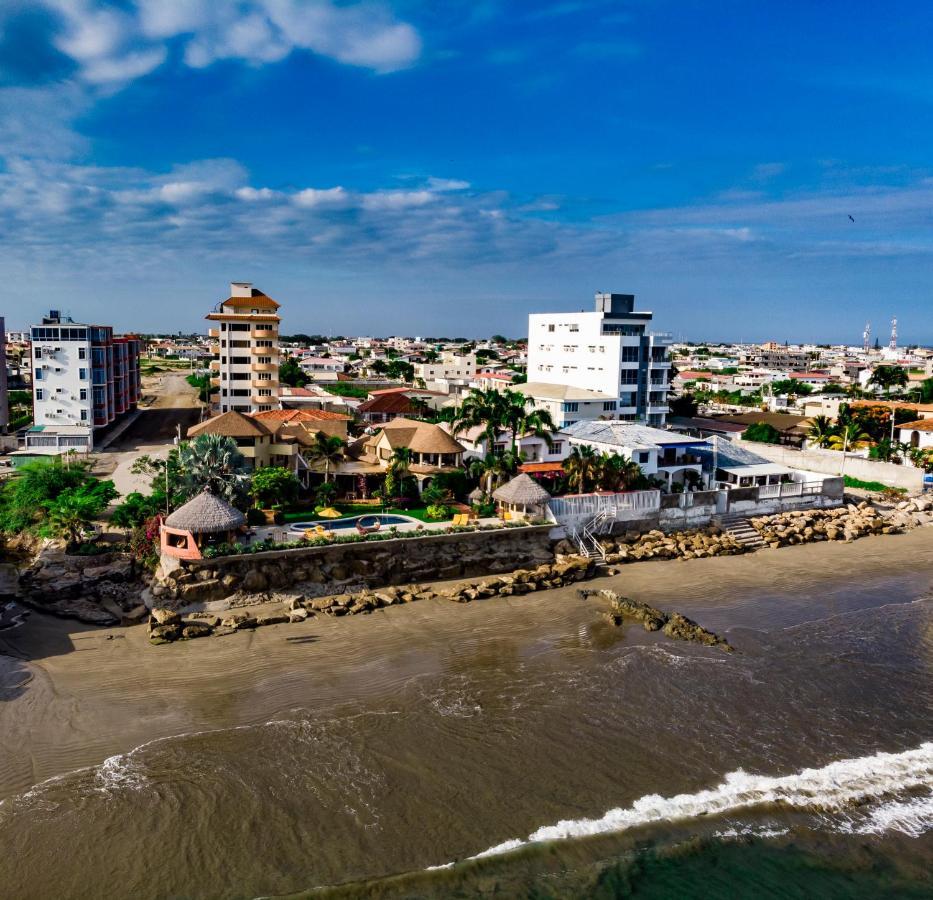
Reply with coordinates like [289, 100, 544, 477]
[251, 362, 278, 372]
[251, 345, 279, 355]
[208, 328, 219, 338]
[252, 394, 276, 405]
[210, 377, 220, 387]
[253, 329, 277, 339]
[252, 379, 278, 389]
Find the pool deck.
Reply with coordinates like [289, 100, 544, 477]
[249, 516, 504, 543]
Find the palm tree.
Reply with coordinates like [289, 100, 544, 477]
[564, 445, 598, 493]
[807, 415, 836, 448]
[500, 389, 556, 454]
[469, 451, 515, 494]
[828, 422, 871, 451]
[306, 432, 346, 482]
[451, 388, 507, 451]
[868, 365, 909, 398]
[178, 434, 250, 503]
[46, 492, 100, 546]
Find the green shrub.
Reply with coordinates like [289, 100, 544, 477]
[425, 503, 450, 520]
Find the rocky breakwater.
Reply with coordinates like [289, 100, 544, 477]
[749, 498, 932, 549]
[147, 557, 599, 644]
[555, 525, 747, 573]
[17, 548, 149, 625]
[580, 588, 733, 652]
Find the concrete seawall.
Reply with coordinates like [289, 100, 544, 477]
[154, 526, 555, 605]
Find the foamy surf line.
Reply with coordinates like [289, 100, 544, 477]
[429, 743, 933, 869]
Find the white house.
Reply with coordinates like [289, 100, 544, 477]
[440, 422, 568, 464]
[561, 420, 708, 490]
[515, 382, 620, 429]
[898, 419, 933, 451]
[527, 292, 671, 425]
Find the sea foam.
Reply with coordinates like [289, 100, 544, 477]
[456, 742, 933, 864]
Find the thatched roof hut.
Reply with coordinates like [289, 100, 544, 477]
[164, 488, 245, 535]
[468, 486, 485, 504]
[493, 474, 551, 519]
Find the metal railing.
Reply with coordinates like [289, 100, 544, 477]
[548, 489, 661, 521]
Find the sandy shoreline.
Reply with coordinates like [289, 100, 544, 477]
[2, 528, 932, 801]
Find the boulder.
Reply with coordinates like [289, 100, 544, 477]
[151, 607, 181, 626]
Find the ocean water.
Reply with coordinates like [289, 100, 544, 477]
[0, 532, 931, 898]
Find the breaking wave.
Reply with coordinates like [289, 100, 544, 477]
[449, 742, 933, 865]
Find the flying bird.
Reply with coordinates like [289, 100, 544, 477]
[848, 214, 855, 222]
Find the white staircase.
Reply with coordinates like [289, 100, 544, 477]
[572, 510, 613, 560]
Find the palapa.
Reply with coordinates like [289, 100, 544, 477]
[492, 473, 551, 506]
[164, 487, 246, 534]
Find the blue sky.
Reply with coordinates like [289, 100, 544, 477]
[2, 0, 932, 343]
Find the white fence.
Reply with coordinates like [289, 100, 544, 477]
[757, 481, 826, 499]
[547, 490, 661, 523]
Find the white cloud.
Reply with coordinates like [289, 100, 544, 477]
[33, 0, 422, 86]
[427, 177, 471, 191]
[293, 186, 350, 208]
[361, 189, 436, 210]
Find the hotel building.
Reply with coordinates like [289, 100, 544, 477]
[526, 292, 672, 426]
[207, 283, 281, 415]
[25, 310, 141, 452]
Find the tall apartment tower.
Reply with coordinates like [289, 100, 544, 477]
[0, 317, 9, 433]
[25, 311, 141, 452]
[207, 283, 281, 414]
[527, 292, 672, 426]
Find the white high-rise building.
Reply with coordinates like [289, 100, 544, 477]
[25, 311, 141, 452]
[207, 283, 281, 414]
[526, 292, 672, 426]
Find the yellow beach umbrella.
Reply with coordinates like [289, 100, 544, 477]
[318, 507, 342, 519]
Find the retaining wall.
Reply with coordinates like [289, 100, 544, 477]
[733, 439, 924, 491]
[155, 525, 555, 605]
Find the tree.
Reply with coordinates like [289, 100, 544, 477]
[868, 365, 908, 397]
[112, 491, 163, 528]
[250, 466, 300, 508]
[668, 393, 698, 417]
[828, 422, 871, 451]
[594, 454, 645, 491]
[743, 422, 782, 444]
[45, 491, 104, 546]
[769, 379, 813, 396]
[306, 433, 345, 482]
[807, 415, 836, 448]
[564, 445, 599, 493]
[278, 355, 307, 388]
[178, 434, 250, 504]
[500, 389, 555, 453]
[452, 388, 507, 450]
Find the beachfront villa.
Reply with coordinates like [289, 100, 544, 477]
[561, 420, 708, 490]
[442, 422, 568, 465]
[186, 409, 351, 484]
[342, 418, 466, 495]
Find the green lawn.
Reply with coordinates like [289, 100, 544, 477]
[282, 503, 450, 523]
[843, 476, 907, 494]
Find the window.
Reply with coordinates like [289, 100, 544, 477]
[637, 451, 650, 463]
[80, 409, 88, 421]
[569, 324, 579, 332]
[603, 401, 616, 412]
[78, 347, 87, 360]
[79, 389, 87, 401]
[79, 368, 87, 380]
[562, 402, 579, 413]
[231, 323, 250, 331]
[35, 388, 44, 400]
[34, 368, 42, 380]
[548, 324, 555, 332]
[621, 346, 640, 362]
[620, 370, 639, 384]
[551, 441, 563, 455]
[34, 347, 41, 358]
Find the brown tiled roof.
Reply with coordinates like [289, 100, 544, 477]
[379, 418, 466, 454]
[186, 411, 271, 439]
[358, 393, 419, 415]
[253, 408, 349, 423]
[220, 290, 280, 309]
[898, 418, 933, 431]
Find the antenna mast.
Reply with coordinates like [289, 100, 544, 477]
[889, 317, 897, 351]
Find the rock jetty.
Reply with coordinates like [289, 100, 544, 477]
[148, 557, 599, 644]
[580, 588, 733, 652]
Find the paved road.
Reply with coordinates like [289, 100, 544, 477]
[104, 373, 205, 497]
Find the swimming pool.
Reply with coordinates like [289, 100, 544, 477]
[288, 514, 419, 533]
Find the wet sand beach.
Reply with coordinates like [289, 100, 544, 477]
[1, 529, 931, 898]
